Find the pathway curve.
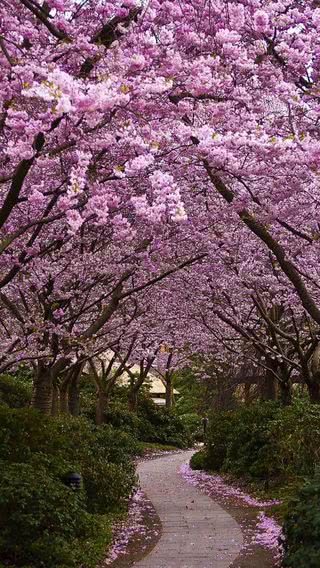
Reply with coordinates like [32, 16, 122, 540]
[133, 450, 243, 568]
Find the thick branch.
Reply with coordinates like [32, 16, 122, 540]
[19, 0, 68, 40]
[204, 161, 320, 325]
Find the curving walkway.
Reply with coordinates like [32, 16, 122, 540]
[134, 450, 243, 568]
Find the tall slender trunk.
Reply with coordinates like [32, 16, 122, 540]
[261, 375, 277, 401]
[96, 390, 109, 425]
[279, 380, 292, 406]
[244, 382, 251, 405]
[128, 387, 138, 412]
[51, 383, 59, 416]
[261, 364, 277, 401]
[309, 346, 320, 402]
[31, 366, 53, 414]
[59, 385, 69, 414]
[307, 381, 320, 403]
[165, 376, 173, 409]
[69, 378, 80, 416]
[68, 362, 84, 416]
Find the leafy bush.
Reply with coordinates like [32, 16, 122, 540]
[102, 394, 193, 448]
[0, 407, 137, 567]
[270, 399, 320, 478]
[179, 413, 202, 442]
[190, 450, 207, 470]
[205, 399, 320, 484]
[0, 462, 111, 568]
[104, 401, 141, 436]
[223, 402, 279, 480]
[137, 397, 190, 447]
[0, 374, 31, 408]
[205, 410, 234, 471]
[0, 406, 66, 465]
[282, 475, 320, 568]
[0, 408, 137, 512]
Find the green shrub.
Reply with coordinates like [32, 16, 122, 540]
[0, 406, 137, 567]
[0, 408, 137, 514]
[137, 397, 190, 447]
[206, 410, 234, 471]
[282, 475, 320, 568]
[205, 399, 320, 484]
[270, 399, 320, 478]
[0, 462, 111, 568]
[0, 406, 66, 465]
[223, 402, 279, 480]
[190, 450, 207, 470]
[104, 401, 141, 436]
[179, 413, 202, 442]
[0, 374, 31, 408]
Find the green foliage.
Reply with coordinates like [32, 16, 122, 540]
[101, 395, 193, 448]
[204, 399, 320, 483]
[0, 407, 136, 567]
[174, 367, 203, 415]
[0, 462, 112, 568]
[104, 401, 141, 435]
[223, 402, 279, 479]
[282, 475, 320, 568]
[190, 450, 207, 470]
[205, 410, 235, 471]
[179, 412, 202, 442]
[0, 374, 31, 408]
[270, 399, 320, 478]
[137, 397, 190, 447]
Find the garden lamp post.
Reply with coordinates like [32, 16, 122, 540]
[202, 416, 209, 438]
[64, 471, 82, 490]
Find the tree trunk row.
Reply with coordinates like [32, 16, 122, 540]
[31, 372, 81, 416]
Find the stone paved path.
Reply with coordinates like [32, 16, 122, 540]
[133, 450, 243, 568]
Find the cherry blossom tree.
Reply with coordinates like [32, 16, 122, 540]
[2, 0, 320, 412]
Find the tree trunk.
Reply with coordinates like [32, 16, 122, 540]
[31, 367, 53, 414]
[261, 375, 277, 401]
[69, 378, 80, 416]
[68, 362, 84, 416]
[128, 387, 138, 412]
[51, 384, 59, 416]
[307, 381, 320, 403]
[96, 390, 109, 425]
[165, 376, 173, 409]
[59, 385, 69, 414]
[261, 365, 277, 401]
[279, 380, 292, 406]
[244, 382, 251, 405]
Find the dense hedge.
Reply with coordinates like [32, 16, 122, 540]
[79, 382, 199, 448]
[0, 406, 137, 567]
[103, 397, 196, 448]
[0, 462, 111, 568]
[282, 475, 320, 568]
[0, 373, 31, 408]
[203, 399, 320, 483]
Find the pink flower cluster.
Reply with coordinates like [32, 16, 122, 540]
[102, 489, 160, 566]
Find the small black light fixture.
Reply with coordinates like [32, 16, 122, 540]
[64, 471, 82, 490]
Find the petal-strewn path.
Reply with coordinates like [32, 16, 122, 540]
[133, 450, 243, 568]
